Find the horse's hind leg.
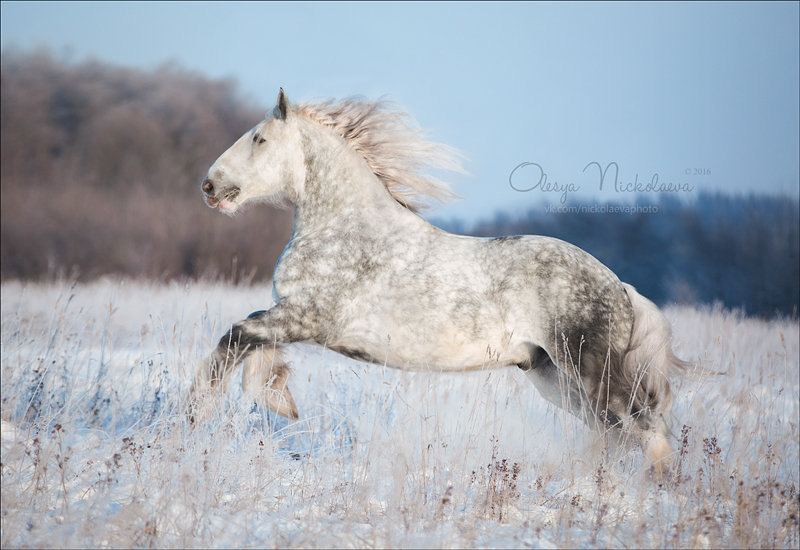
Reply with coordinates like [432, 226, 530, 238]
[545, 339, 675, 477]
[519, 346, 592, 425]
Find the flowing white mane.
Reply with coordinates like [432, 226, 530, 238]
[297, 98, 464, 211]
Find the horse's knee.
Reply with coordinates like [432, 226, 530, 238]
[205, 325, 254, 386]
[242, 346, 279, 391]
[241, 347, 299, 420]
[217, 321, 258, 358]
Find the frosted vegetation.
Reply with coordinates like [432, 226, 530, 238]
[2, 279, 797, 548]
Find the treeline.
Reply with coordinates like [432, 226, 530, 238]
[449, 193, 799, 319]
[1, 49, 292, 282]
[2, 50, 797, 318]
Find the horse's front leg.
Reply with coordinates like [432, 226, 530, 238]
[187, 302, 313, 423]
[241, 345, 299, 420]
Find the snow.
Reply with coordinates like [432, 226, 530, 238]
[2, 279, 798, 547]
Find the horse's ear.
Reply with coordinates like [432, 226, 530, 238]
[274, 88, 290, 121]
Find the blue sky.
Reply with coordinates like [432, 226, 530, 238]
[2, 1, 798, 222]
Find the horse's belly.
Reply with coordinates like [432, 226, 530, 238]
[333, 319, 529, 371]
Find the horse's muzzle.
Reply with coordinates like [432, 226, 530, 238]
[202, 178, 220, 208]
[202, 178, 240, 210]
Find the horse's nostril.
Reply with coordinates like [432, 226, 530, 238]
[202, 180, 214, 194]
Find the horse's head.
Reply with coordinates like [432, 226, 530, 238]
[201, 89, 303, 215]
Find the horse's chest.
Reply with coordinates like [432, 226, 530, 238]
[273, 246, 337, 292]
[273, 233, 402, 296]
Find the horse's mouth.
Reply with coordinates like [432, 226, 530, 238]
[204, 188, 240, 210]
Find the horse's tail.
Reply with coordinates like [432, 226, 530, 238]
[620, 283, 692, 470]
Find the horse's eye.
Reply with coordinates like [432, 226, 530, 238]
[253, 134, 266, 144]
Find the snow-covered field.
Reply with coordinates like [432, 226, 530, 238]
[2, 279, 798, 548]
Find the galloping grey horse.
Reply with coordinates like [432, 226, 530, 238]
[188, 89, 688, 474]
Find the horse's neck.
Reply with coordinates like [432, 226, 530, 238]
[293, 121, 417, 236]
